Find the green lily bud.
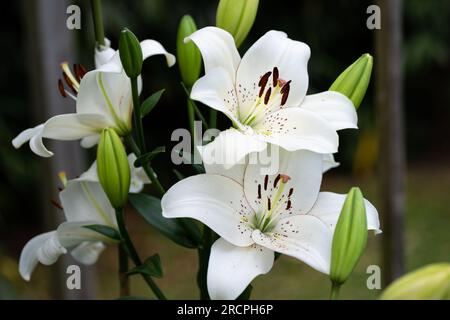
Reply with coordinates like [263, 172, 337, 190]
[330, 187, 368, 285]
[97, 128, 131, 209]
[216, 0, 259, 48]
[329, 53, 373, 109]
[381, 263, 450, 300]
[177, 15, 201, 88]
[119, 28, 143, 78]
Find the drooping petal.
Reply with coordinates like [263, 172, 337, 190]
[140, 39, 176, 67]
[307, 192, 381, 234]
[301, 91, 358, 130]
[59, 180, 116, 227]
[198, 128, 267, 169]
[19, 231, 67, 281]
[207, 238, 274, 300]
[322, 153, 340, 173]
[12, 124, 53, 157]
[244, 149, 323, 219]
[254, 107, 339, 154]
[70, 241, 106, 265]
[252, 215, 333, 274]
[42, 113, 109, 141]
[76, 70, 132, 134]
[236, 30, 310, 119]
[186, 26, 241, 82]
[191, 67, 240, 121]
[161, 174, 254, 246]
[80, 135, 100, 148]
[57, 221, 119, 248]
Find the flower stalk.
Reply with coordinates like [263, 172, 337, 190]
[90, 0, 105, 47]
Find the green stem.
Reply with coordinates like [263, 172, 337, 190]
[330, 282, 341, 300]
[90, 0, 105, 47]
[131, 78, 146, 152]
[209, 109, 217, 129]
[118, 244, 130, 296]
[187, 98, 196, 144]
[124, 135, 165, 197]
[115, 208, 167, 300]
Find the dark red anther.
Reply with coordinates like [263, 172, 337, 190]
[274, 174, 281, 188]
[258, 71, 271, 97]
[264, 175, 269, 190]
[74, 64, 87, 81]
[272, 67, 279, 87]
[264, 87, 272, 105]
[58, 79, 66, 98]
[51, 199, 63, 210]
[63, 72, 77, 94]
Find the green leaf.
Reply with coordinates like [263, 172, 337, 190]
[127, 254, 163, 278]
[83, 224, 121, 241]
[133, 146, 166, 168]
[129, 193, 202, 248]
[140, 89, 165, 118]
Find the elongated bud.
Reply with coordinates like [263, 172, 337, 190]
[177, 15, 201, 88]
[119, 28, 143, 78]
[330, 187, 368, 285]
[216, 0, 259, 48]
[329, 53, 373, 109]
[381, 263, 450, 300]
[97, 128, 131, 209]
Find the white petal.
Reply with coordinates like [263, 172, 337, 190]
[57, 221, 118, 247]
[191, 67, 240, 122]
[19, 231, 67, 281]
[308, 192, 381, 234]
[30, 131, 53, 157]
[323, 153, 340, 173]
[236, 30, 310, 119]
[207, 238, 274, 300]
[301, 91, 358, 130]
[94, 38, 115, 68]
[80, 134, 100, 148]
[252, 215, 333, 274]
[186, 26, 240, 82]
[140, 39, 176, 67]
[204, 161, 246, 186]
[12, 124, 54, 157]
[59, 180, 116, 227]
[244, 149, 323, 219]
[76, 70, 132, 133]
[161, 174, 254, 246]
[71, 241, 106, 265]
[254, 107, 339, 154]
[199, 128, 267, 169]
[43, 113, 109, 140]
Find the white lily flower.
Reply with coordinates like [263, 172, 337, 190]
[19, 154, 150, 281]
[12, 39, 175, 157]
[187, 27, 357, 167]
[162, 149, 380, 299]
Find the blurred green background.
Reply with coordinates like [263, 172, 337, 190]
[0, 0, 449, 299]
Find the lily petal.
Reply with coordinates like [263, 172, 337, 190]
[19, 231, 67, 281]
[161, 174, 254, 246]
[199, 128, 267, 169]
[59, 180, 116, 227]
[43, 113, 109, 141]
[301, 91, 358, 130]
[140, 39, 176, 67]
[254, 107, 339, 154]
[57, 221, 119, 247]
[207, 238, 274, 300]
[308, 192, 381, 234]
[236, 30, 310, 119]
[94, 38, 115, 68]
[322, 153, 340, 173]
[191, 67, 240, 122]
[244, 149, 323, 219]
[70, 241, 106, 265]
[12, 124, 53, 157]
[186, 26, 241, 82]
[252, 215, 333, 274]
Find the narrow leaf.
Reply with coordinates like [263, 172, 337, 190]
[83, 224, 121, 241]
[127, 254, 163, 278]
[140, 89, 165, 118]
[133, 146, 166, 167]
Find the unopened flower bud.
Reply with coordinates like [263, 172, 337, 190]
[119, 28, 143, 78]
[97, 128, 131, 209]
[329, 53, 373, 109]
[177, 15, 201, 88]
[381, 263, 450, 300]
[216, 0, 259, 48]
[330, 187, 368, 285]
